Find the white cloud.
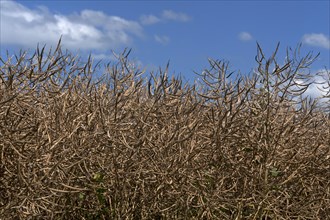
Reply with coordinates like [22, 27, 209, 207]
[302, 33, 330, 49]
[238, 32, 253, 41]
[92, 53, 116, 61]
[162, 10, 191, 22]
[304, 77, 328, 98]
[292, 69, 330, 108]
[253, 67, 329, 107]
[0, 0, 42, 22]
[314, 69, 330, 98]
[140, 14, 161, 25]
[0, 1, 143, 50]
[154, 35, 170, 45]
[139, 10, 191, 26]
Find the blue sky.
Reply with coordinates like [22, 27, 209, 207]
[1, 0, 329, 98]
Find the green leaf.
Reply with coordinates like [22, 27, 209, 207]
[270, 167, 279, 177]
[79, 192, 85, 200]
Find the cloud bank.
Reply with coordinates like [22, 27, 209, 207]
[238, 32, 253, 41]
[140, 10, 191, 25]
[0, 1, 192, 50]
[302, 33, 330, 49]
[140, 14, 161, 25]
[0, 1, 143, 50]
[162, 10, 191, 22]
[154, 35, 170, 45]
